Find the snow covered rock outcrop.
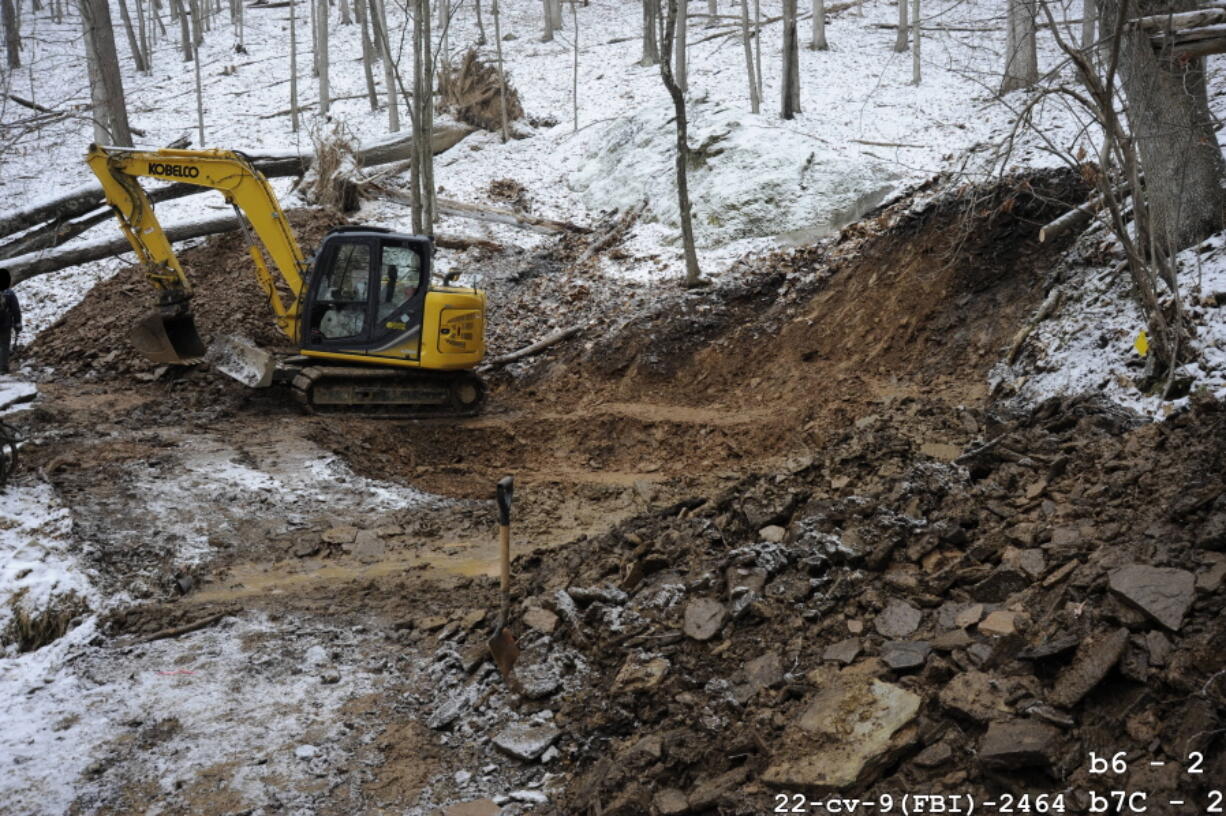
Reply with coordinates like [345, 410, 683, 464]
[569, 99, 899, 248]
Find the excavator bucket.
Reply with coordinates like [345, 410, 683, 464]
[205, 335, 276, 389]
[129, 309, 207, 364]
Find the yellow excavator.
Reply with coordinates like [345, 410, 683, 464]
[85, 144, 486, 413]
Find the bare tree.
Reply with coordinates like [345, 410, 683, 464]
[1081, 0, 1095, 49]
[754, 0, 762, 98]
[373, 0, 399, 131]
[658, 0, 704, 287]
[894, 0, 907, 52]
[739, 0, 759, 111]
[318, 0, 330, 115]
[676, 0, 688, 91]
[80, 0, 134, 145]
[492, 0, 509, 141]
[571, 0, 579, 131]
[541, 0, 551, 41]
[135, 0, 150, 70]
[339, 0, 351, 25]
[290, 0, 300, 132]
[1098, 0, 1225, 249]
[641, 0, 659, 65]
[356, 0, 378, 111]
[2, 0, 19, 68]
[171, 0, 191, 60]
[911, 0, 920, 83]
[812, 0, 827, 50]
[1001, 0, 1038, 92]
[473, 0, 486, 45]
[117, 0, 149, 72]
[549, 0, 561, 29]
[781, 0, 800, 118]
[707, 0, 716, 25]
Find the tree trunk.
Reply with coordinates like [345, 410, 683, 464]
[1081, 0, 1095, 49]
[571, 0, 579, 131]
[473, 0, 486, 45]
[339, 0, 351, 25]
[373, 0, 398, 131]
[318, 0, 330, 115]
[117, 0, 148, 72]
[135, 0, 150, 71]
[290, 0, 300, 131]
[493, 0, 509, 141]
[410, 0, 424, 231]
[549, 0, 561, 29]
[811, 0, 826, 49]
[658, 0, 703, 287]
[780, 0, 800, 118]
[171, 0, 191, 60]
[641, 0, 659, 65]
[541, 0, 551, 40]
[1001, 0, 1037, 93]
[356, 0, 378, 111]
[753, 0, 763, 99]
[79, 0, 134, 146]
[2, 0, 20, 69]
[894, 0, 907, 52]
[911, 0, 920, 84]
[193, 12, 204, 143]
[675, 0, 687, 92]
[739, 0, 759, 112]
[420, 0, 435, 229]
[1100, 0, 1226, 250]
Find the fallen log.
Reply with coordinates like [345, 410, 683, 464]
[484, 324, 585, 368]
[0, 209, 114, 261]
[572, 201, 646, 267]
[1038, 181, 1130, 244]
[141, 610, 233, 643]
[436, 197, 592, 235]
[0, 126, 476, 244]
[6, 93, 56, 114]
[1006, 287, 1063, 365]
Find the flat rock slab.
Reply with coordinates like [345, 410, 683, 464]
[684, 597, 727, 641]
[875, 600, 923, 638]
[979, 719, 1063, 769]
[823, 638, 862, 665]
[938, 670, 1013, 723]
[492, 723, 561, 761]
[762, 676, 921, 793]
[1108, 565, 1196, 631]
[613, 654, 670, 693]
[1049, 627, 1128, 708]
[881, 640, 931, 670]
[523, 606, 559, 634]
[652, 788, 690, 816]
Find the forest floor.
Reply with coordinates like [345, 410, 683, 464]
[1, 168, 1224, 815]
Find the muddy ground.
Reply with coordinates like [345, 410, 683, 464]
[6, 169, 1224, 815]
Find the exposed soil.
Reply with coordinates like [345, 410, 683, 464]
[14, 168, 1224, 815]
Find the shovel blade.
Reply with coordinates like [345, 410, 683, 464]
[487, 627, 520, 680]
[205, 334, 276, 388]
[129, 309, 207, 364]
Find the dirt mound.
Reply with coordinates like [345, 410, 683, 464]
[30, 209, 346, 380]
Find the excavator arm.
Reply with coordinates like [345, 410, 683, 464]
[85, 145, 310, 356]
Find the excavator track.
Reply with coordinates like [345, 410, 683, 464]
[290, 366, 485, 417]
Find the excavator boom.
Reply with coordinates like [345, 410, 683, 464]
[86, 145, 310, 361]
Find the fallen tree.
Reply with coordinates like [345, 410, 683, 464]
[3, 213, 503, 285]
[0, 125, 475, 251]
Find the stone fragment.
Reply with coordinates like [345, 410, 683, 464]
[352, 529, 385, 560]
[294, 744, 318, 760]
[881, 641, 930, 671]
[1003, 547, 1047, 580]
[683, 597, 727, 641]
[492, 723, 561, 761]
[954, 603, 985, 629]
[930, 629, 974, 651]
[978, 611, 1018, 636]
[442, 799, 501, 816]
[319, 668, 341, 685]
[652, 788, 690, 816]
[513, 660, 561, 700]
[460, 609, 486, 630]
[417, 616, 448, 632]
[1144, 631, 1171, 666]
[1049, 627, 1128, 708]
[920, 442, 961, 461]
[979, 720, 1062, 769]
[1108, 565, 1196, 631]
[523, 606, 559, 635]
[938, 671, 1013, 722]
[1197, 510, 1226, 550]
[508, 790, 548, 804]
[322, 526, 358, 545]
[913, 742, 953, 768]
[759, 525, 787, 543]
[1197, 560, 1226, 593]
[293, 540, 321, 558]
[874, 600, 922, 639]
[762, 677, 921, 792]
[740, 652, 784, 697]
[969, 568, 1029, 603]
[687, 767, 749, 811]
[612, 654, 670, 693]
[823, 638, 862, 665]
[428, 687, 475, 730]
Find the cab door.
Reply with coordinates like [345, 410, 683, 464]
[302, 238, 376, 350]
[365, 238, 431, 360]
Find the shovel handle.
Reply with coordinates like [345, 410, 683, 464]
[499, 523, 511, 595]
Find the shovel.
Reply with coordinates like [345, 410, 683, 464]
[487, 475, 520, 681]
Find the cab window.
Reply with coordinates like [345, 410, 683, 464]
[377, 244, 423, 324]
[315, 242, 371, 340]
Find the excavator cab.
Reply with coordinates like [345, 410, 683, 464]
[301, 227, 431, 358]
